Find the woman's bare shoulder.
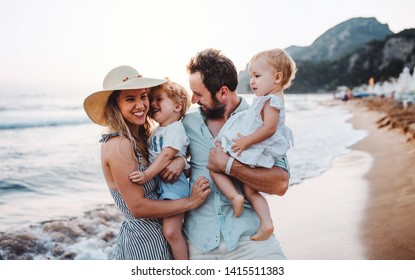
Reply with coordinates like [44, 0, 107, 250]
[101, 136, 134, 161]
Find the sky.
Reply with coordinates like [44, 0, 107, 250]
[0, 0, 414, 97]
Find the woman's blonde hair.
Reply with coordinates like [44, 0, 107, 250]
[250, 48, 297, 90]
[104, 90, 153, 159]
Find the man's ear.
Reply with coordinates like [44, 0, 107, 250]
[216, 86, 229, 101]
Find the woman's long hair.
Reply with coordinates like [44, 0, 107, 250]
[104, 90, 153, 160]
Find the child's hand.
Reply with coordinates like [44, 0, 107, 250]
[231, 133, 249, 156]
[129, 170, 148, 184]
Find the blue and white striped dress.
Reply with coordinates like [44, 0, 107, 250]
[102, 132, 172, 260]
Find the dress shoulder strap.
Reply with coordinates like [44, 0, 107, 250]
[99, 132, 123, 143]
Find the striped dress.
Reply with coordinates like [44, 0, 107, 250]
[101, 132, 172, 260]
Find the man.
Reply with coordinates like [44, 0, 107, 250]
[182, 48, 290, 259]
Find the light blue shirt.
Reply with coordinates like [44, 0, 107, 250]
[182, 97, 290, 253]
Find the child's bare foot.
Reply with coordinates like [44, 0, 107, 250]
[231, 194, 245, 217]
[250, 223, 274, 241]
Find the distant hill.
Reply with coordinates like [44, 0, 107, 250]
[286, 17, 393, 62]
[237, 17, 415, 94]
[290, 28, 415, 93]
[338, 28, 415, 87]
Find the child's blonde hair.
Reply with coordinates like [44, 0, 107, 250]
[150, 80, 191, 119]
[250, 48, 297, 90]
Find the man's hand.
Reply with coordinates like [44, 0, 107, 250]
[207, 141, 229, 173]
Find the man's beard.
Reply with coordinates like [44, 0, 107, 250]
[202, 97, 225, 120]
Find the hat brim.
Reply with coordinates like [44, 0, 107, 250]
[84, 76, 166, 126]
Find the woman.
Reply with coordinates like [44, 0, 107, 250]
[83, 65, 210, 260]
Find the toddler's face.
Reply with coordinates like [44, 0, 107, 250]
[249, 57, 279, 96]
[150, 88, 181, 126]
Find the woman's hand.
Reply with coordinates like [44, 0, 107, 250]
[188, 176, 210, 208]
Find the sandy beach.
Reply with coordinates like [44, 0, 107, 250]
[270, 99, 415, 260]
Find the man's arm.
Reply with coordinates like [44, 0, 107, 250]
[208, 142, 289, 196]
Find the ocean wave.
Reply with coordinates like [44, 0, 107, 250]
[0, 180, 34, 194]
[0, 105, 84, 112]
[0, 118, 91, 130]
[0, 93, 85, 112]
[0, 204, 121, 260]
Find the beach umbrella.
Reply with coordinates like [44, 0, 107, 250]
[397, 67, 412, 94]
[410, 66, 415, 93]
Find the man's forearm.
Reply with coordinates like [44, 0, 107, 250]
[208, 142, 289, 196]
[228, 158, 289, 196]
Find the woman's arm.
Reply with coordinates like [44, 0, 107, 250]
[207, 142, 288, 196]
[104, 138, 209, 218]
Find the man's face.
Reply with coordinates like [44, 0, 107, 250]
[189, 72, 224, 119]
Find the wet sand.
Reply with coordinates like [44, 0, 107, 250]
[269, 101, 415, 259]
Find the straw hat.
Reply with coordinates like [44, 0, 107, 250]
[83, 65, 166, 126]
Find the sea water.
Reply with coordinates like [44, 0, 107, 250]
[0, 92, 366, 259]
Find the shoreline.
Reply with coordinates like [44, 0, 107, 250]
[349, 101, 415, 259]
[269, 99, 415, 260]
